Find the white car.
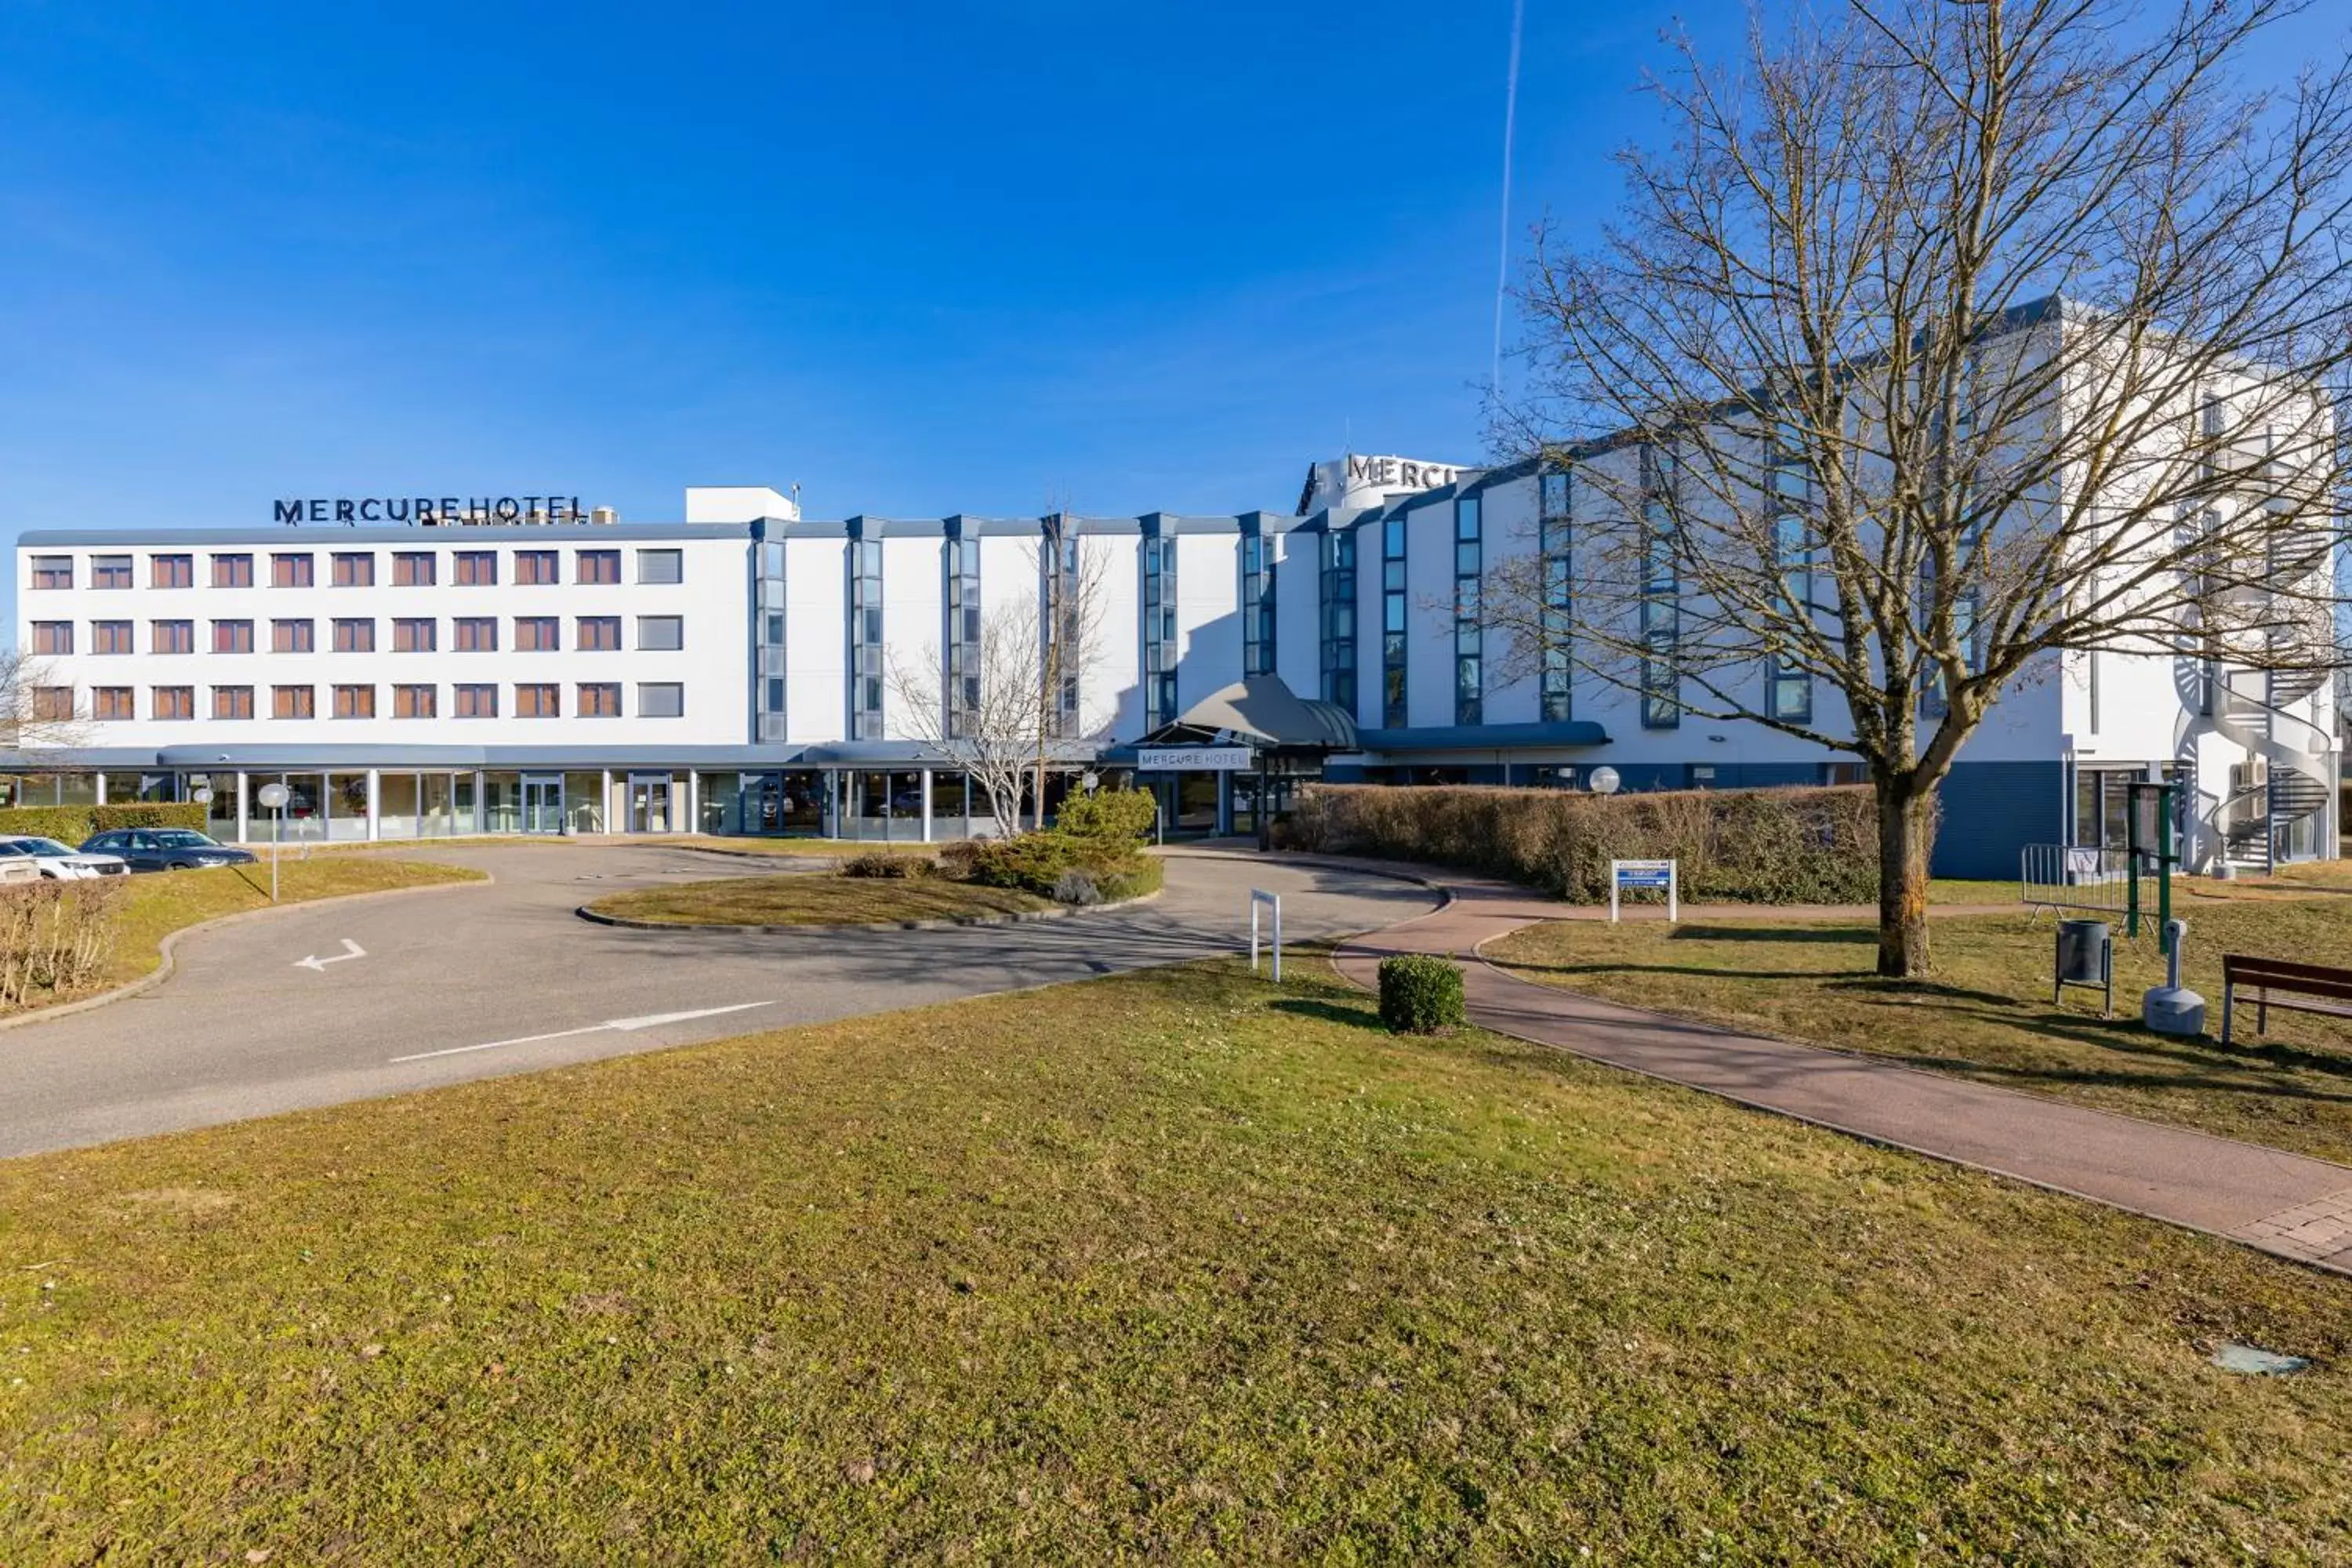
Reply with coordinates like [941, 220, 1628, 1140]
[0, 836, 131, 880]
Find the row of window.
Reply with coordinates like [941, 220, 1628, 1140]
[28, 615, 685, 656]
[31, 682, 687, 722]
[27, 547, 685, 591]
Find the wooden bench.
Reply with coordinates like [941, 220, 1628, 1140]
[2221, 955, 2352, 1046]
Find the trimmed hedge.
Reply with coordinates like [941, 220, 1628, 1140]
[1053, 786, 1157, 844]
[0, 802, 209, 847]
[1377, 955, 1466, 1034]
[1277, 783, 1886, 905]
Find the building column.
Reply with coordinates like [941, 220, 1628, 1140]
[1215, 771, 1232, 837]
[365, 769, 382, 841]
[919, 768, 934, 843]
[684, 771, 698, 837]
[234, 772, 250, 844]
[600, 769, 614, 833]
[92, 773, 106, 806]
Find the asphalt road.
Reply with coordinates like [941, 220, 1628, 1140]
[0, 842, 1435, 1159]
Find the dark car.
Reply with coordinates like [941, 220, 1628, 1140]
[79, 828, 260, 873]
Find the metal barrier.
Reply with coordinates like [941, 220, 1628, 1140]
[2019, 844, 2158, 927]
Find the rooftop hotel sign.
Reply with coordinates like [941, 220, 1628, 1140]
[274, 495, 586, 525]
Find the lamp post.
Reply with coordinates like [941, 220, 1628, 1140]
[256, 782, 289, 902]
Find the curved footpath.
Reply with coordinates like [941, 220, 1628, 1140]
[1301, 851, 2352, 1278]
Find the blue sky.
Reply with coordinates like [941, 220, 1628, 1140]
[5, 1, 2344, 546]
[0, 1, 1711, 535]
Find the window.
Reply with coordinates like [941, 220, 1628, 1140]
[515, 550, 559, 585]
[849, 528, 884, 740]
[756, 539, 786, 742]
[1764, 423, 1813, 724]
[272, 619, 314, 654]
[393, 684, 437, 719]
[151, 554, 193, 589]
[454, 617, 498, 652]
[636, 548, 684, 585]
[392, 551, 435, 586]
[1142, 519, 1178, 729]
[1319, 528, 1358, 712]
[29, 622, 71, 656]
[515, 616, 560, 652]
[1539, 467, 1573, 722]
[454, 550, 497, 586]
[392, 617, 436, 652]
[272, 552, 314, 588]
[212, 619, 254, 655]
[514, 683, 560, 718]
[92, 555, 130, 590]
[272, 684, 316, 720]
[30, 556, 72, 590]
[636, 615, 684, 651]
[454, 684, 498, 719]
[151, 619, 194, 655]
[577, 549, 620, 585]
[332, 617, 376, 653]
[153, 686, 194, 721]
[1382, 512, 1409, 728]
[1454, 495, 1482, 725]
[579, 681, 622, 717]
[332, 684, 376, 719]
[212, 686, 254, 720]
[637, 681, 685, 717]
[945, 525, 981, 736]
[331, 552, 375, 587]
[1042, 522, 1082, 736]
[1640, 445, 1680, 729]
[1240, 524, 1276, 679]
[31, 687, 74, 721]
[212, 553, 253, 588]
[93, 621, 132, 655]
[93, 687, 135, 721]
[577, 615, 621, 651]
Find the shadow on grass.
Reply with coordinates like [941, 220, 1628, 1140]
[1501, 959, 1875, 984]
[1666, 924, 1878, 946]
[1267, 997, 1385, 1033]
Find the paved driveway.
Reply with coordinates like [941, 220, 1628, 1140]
[0, 843, 1434, 1158]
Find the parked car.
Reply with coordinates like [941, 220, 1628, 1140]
[78, 829, 259, 873]
[0, 835, 132, 880]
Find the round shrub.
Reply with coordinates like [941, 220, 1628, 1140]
[1377, 954, 1466, 1034]
[1053, 786, 1158, 844]
[841, 849, 931, 879]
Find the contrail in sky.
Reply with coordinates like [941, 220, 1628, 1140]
[1492, 0, 1526, 394]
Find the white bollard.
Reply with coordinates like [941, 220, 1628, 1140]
[1249, 888, 1282, 983]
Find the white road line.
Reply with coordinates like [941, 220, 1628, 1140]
[294, 938, 367, 972]
[388, 1000, 778, 1064]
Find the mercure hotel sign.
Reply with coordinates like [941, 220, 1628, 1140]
[274, 495, 586, 525]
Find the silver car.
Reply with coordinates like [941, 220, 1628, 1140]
[0, 836, 132, 880]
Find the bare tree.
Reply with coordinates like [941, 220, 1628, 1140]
[887, 531, 1109, 836]
[0, 650, 87, 753]
[1490, 0, 2352, 975]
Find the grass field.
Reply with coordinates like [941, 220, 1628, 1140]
[1, 960, 2347, 1559]
[1489, 897, 2352, 1164]
[588, 870, 1047, 927]
[36, 858, 485, 1011]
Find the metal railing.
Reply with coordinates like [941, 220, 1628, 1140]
[2020, 844, 2159, 927]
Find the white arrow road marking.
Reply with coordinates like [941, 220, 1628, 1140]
[293, 938, 367, 973]
[387, 1000, 778, 1063]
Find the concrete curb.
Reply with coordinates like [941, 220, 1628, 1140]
[0, 871, 495, 1033]
[575, 886, 1164, 934]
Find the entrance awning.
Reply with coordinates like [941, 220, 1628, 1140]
[1148, 675, 1359, 753]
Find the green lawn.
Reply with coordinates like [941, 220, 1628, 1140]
[61, 858, 483, 1007]
[2, 960, 2347, 1559]
[1488, 897, 2352, 1164]
[588, 870, 1049, 926]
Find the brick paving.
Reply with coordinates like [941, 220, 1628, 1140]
[1181, 848, 2352, 1278]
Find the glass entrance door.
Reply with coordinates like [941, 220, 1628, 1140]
[628, 774, 673, 833]
[522, 775, 564, 834]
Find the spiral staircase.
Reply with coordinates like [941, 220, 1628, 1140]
[2214, 665, 2336, 872]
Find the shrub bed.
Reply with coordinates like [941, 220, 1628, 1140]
[0, 802, 209, 846]
[1278, 783, 1885, 904]
[1377, 954, 1466, 1034]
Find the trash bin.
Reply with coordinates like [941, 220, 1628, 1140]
[2054, 918, 2114, 1016]
[2056, 920, 2109, 983]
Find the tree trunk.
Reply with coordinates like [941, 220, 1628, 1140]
[1875, 778, 1937, 978]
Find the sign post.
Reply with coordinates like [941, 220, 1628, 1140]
[1249, 889, 1283, 983]
[1609, 858, 1678, 924]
